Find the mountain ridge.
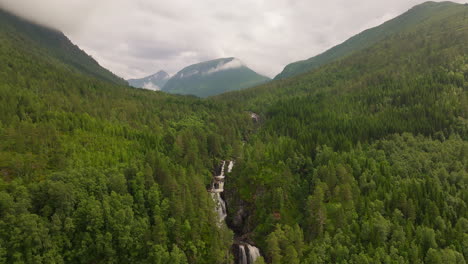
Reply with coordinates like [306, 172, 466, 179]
[0, 7, 127, 86]
[162, 57, 270, 97]
[274, 1, 463, 80]
[128, 70, 171, 90]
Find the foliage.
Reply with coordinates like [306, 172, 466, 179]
[0, 1, 467, 263]
[221, 2, 468, 263]
[0, 9, 254, 263]
[275, 1, 465, 80]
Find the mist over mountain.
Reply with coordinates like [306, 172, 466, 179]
[162, 58, 270, 97]
[127, 70, 170, 91]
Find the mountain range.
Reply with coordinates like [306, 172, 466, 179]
[128, 58, 271, 97]
[162, 58, 270, 97]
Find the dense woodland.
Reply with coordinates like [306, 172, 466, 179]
[0, 10, 255, 263]
[0, 1, 467, 264]
[219, 2, 468, 263]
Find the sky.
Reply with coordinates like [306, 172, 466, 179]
[0, 0, 465, 79]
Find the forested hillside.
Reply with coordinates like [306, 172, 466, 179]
[275, 1, 465, 80]
[0, 1, 467, 264]
[218, 2, 468, 263]
[0, 8, 253, 263]
[0, 9, 127, 86]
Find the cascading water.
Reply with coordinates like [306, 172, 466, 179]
[227, 160, 234, 173]
[210, 161, 227, 223]
[209, 160, 261, 264]
[211, 192, 227, 222]
[247, 244, 260, 264]
[238, 245, 248, 264]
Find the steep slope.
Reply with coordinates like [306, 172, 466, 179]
[128, 70, 171, 90]
[275, 1, 463, 80]
[217, 2, 468, 263]
[0, 8, 252, 264]
[0, 8, 127, 85]
[163, 58, 270, 97]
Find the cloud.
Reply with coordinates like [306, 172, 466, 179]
[1, 0, 465, 79]
[180, 70, 199, 78]
[205, 59, 244, 75]
[142, 82, 161, 91]
[0, 0, 95, 32]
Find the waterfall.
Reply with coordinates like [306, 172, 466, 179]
[239, 245, 248, 264]
[209, 160, 262, 264]
[247, 244, 260, 264]
[211, 192, 227, 222]
[219, 160, 226, 177]
[210, 161, 228, 223]
[227, 160, 234, 173]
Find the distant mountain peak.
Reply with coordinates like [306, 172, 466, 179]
[162, 57, 270, 97]
[148, 70, 170, 80]
[203, 58, 245, 75]
[175, 58, 245, 79]
[127, 70, 171, 91]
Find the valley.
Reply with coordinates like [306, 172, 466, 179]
[0, 1, 467, 264]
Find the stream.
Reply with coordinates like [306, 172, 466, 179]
[209, 161, 261, 264]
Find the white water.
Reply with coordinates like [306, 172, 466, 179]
[227, 160, 234, 173]
[239, 245, 248, 264]
[209, 160, 261, 264]
[247, 244, 260, 264]
[219, 160, 226, 176]
[210, 161, 228, 222]
[211, 192, 227, 222]
[250, 112, 259, 121]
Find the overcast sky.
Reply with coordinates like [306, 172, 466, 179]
[0, 0, 464, 79]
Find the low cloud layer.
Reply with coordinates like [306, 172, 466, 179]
[142, 82, 161, 91]
[205, 59, 244, 75]
[1, 0, 464, 79]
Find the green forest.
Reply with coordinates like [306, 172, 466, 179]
[0, 1, 467, 264]
[218, 2, 468, 263]
[0, 10, 253, 263]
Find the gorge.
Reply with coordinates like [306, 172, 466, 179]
[209, 161, 261, 264]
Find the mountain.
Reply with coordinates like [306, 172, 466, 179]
[162, 57, 270, 97]
[216, 2, 467, 263]
[127, 70, 171, 90]
[275, 1, 464, 80]
[0, 8, 127, 85]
